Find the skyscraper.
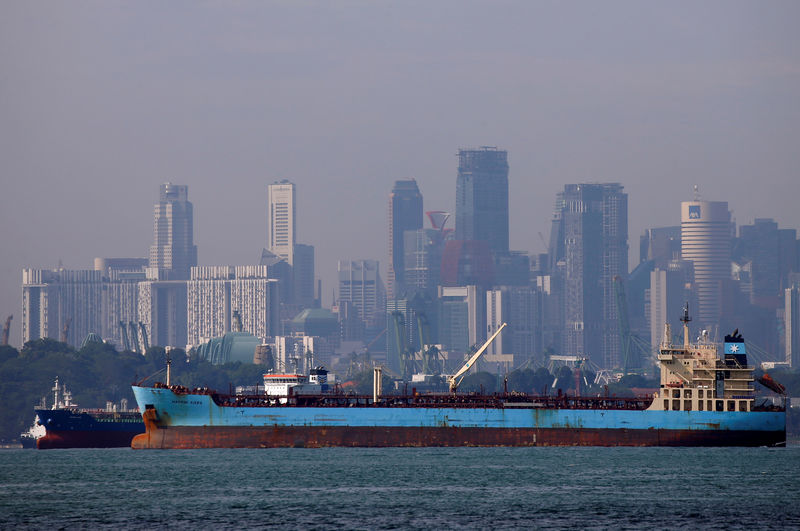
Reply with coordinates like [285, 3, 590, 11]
[455, 147, 509, 253]
[403, 228, 443, 298]
[549, 183, 628, 368]
[149, 183, 197, 280]
[266, 180, 296, 264]
[680, 201, 731, 329]
[388, 179, 423, 298]
[337, 260, 385, 329]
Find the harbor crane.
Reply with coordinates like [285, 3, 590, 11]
[448, 323, 506, 393]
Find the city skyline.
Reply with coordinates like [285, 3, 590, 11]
[2, 2, 799, 346]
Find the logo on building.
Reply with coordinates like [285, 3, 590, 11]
[688, 205, 701, 219]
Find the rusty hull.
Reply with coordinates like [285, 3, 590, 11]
[132, 408, 785, 449]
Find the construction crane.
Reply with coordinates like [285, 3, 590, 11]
[448, 323, 506, 393]
[119, 321, 131, 352]
[612, 276, 651, 374]
[1, 315, 12, 346]
[416, 312, 443, 374]
[60, 317, 72, 343]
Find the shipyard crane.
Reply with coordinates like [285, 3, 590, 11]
[129, 321, 141, 353]
[391, 312, 416, 378]
[448, 323, 506, 393]
[1, 315, 12, 346]
[138, 322, 150, 352]
[613, 276, 651, 374]
[119, 321, 131, 352]
[416, 312, 443, 375]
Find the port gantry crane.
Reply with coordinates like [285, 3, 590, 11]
[448, 322, 506, 393]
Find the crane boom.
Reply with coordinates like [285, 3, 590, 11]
[448, 323, 507, 393]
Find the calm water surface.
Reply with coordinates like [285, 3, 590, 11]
[2, 446, 799, 530]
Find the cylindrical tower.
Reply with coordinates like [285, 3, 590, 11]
[680, 201, 731, 329]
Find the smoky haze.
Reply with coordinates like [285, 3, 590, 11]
[1, 1, 798, 347]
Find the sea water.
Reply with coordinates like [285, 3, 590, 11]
[2, 446, 799, 530]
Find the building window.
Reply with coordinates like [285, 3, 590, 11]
[672, 400, 680, 411]
[716, 401, 723, 412]
[683, 389, 692, 399]
[739, 401, 748, 412]
[684, 400, 692, 411]
[727, 401, 735, 412]
[698, 400, 704, 411]
[707, 400, 712, 411]
[663, 399, 669, 410]
[698, 390, 704, 399]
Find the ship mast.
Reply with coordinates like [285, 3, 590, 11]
[680, 302, 691, 350]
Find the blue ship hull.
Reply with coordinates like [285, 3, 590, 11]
[36, 408, 144, 449]
[131, 387, 786, 448]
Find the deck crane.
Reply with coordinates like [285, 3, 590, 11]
[1, 315, 12, 346]
[448, 323, 506, 393]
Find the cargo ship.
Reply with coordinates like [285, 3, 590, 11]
[131, 312, 786, 449]
[35, 377, 144, 449]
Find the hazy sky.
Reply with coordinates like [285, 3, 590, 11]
[2, 1, 798, 347]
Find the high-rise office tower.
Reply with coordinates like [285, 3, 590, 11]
[680, 201, 731, 329]
[486, 286, 542, 366]
[549, 183, 628, 368]
[455, 147, 509, 253]
[648, 261, 695, 363]
[149, 183, 198, 280]
[388, 179, 423, 298]
[403, 228, 443, 298]
[337, 260, 385, 329]
[293, 243, 316, 309]
[266, 180, 296, 265]
[640, 226, 681, 268]
[737, 218, 791, 308]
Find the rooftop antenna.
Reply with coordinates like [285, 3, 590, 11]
[693, 184, 701, 201]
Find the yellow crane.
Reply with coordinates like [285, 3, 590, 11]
[448, 323, 507, 393]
